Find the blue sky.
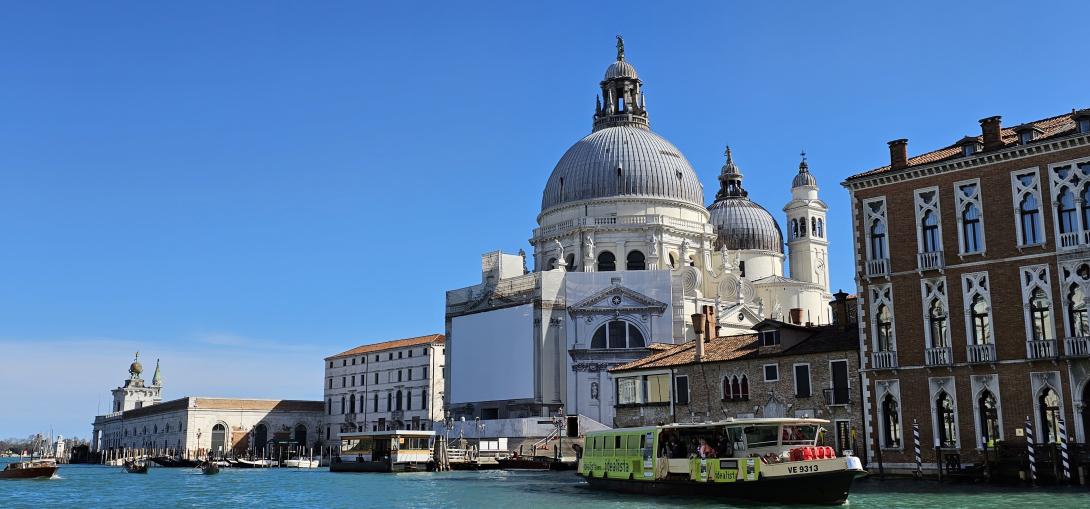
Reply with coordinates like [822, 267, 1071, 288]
[2, 1, 1087, 439]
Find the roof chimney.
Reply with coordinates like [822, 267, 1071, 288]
[832, 290, 850, 333]
[980, 116, 1003, 151]
[690, 312, 705, 362]
[888, 139, 908, 170]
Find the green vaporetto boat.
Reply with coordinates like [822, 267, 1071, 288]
[578, 417, 866, 505]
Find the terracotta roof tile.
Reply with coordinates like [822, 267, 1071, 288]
[326, 334, 444, 360]
[847, 111, 1082, 180]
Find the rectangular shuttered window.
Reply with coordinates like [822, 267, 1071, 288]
[794, 364, 811, 397]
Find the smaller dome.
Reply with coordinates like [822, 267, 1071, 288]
[792, 157, 817, 188]
[604, 60, 638, 81]
[709, 199, 784, 253]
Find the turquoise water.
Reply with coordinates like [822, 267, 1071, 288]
[1, 464, 1087, 508]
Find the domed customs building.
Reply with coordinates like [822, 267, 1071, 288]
[443, 39, 832, 436]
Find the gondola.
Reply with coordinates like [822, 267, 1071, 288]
[200, 460, 220, 475]
[123, 459, 149, 474]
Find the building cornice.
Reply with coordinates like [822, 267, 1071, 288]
[841, 131, 1090, 191]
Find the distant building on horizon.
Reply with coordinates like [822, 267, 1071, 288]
[843, 108, 1090, 473]
[91, 353, 323, 458]
[321, 334, 445, 445]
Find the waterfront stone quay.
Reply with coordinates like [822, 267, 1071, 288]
[4, 462, 1089, 509]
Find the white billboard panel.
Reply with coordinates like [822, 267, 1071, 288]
[450, 303, 534, 404]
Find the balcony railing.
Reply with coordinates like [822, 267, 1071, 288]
[1026, 339, 1058, 359]
[925, 346, 952, 366]
[1059, 231, 1082, 249]
[1065, 336, 1090, 357]
[866, 258, 890, 278]
[967, 343, 996, 363]
[871, 350, 898, 369]
[917, 250, 944, 271]
[823, 387, 851, 406]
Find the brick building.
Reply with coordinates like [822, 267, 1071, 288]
[842, 109, 1090, 472]
[609, 293, 863, 455]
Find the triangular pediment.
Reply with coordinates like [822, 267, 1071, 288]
[568, 284, 668, 316]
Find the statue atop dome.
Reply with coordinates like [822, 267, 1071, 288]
[616, 35, 625, 61]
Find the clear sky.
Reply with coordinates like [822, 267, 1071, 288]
[2, 1, 1088, 439]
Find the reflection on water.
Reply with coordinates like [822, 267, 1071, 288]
[0, 464, 1086, 509]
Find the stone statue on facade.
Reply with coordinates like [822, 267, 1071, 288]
[584, 232, 594, 253]
[554, 239, 564, 260]
[647, 233, 658, 257]
[679, 239, 690, 265]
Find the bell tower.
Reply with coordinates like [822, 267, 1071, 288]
[784, 153, 830, 291]
[593, 36, 649, 132]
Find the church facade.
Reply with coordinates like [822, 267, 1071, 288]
[444, 39, 833, 434]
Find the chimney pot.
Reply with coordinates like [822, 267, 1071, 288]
[888, 139, 908, 170]
[979, 116, 1003, 151]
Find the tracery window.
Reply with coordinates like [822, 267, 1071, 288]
[1012, 171, 1043, 246]
[929, 299, 949, 348]
[935, 391, 957, 447]
[875, 304, 893, 352]
[1030, 288, 1053, 341]
[1057, 189, 1078, 234]
[869, 220, 886, 260]
[978, 390, 1000, 446]
[970, 295, 991, 345]
[881, 393, 901, 448]
[955, 180, 984, 254]
[1020, 265, 1055, 344]
[915, 188, 942, 253]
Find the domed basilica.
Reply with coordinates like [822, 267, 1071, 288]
[444, 38, 832, 430]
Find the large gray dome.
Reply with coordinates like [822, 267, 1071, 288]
[541, 126, 705, 211]
[709, 199, 784, 253]
[707, 148, 784, 253]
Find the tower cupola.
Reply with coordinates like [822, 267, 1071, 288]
[593, 36, 649, 132]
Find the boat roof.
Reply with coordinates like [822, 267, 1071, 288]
[586, 417, 829, 435]
[338, 429, 436, 439]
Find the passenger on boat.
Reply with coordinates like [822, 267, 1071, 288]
[697, 439, 717, 459]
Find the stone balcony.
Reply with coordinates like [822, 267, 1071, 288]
[967, 343, 996, 364]
[871, 350, 898, 369]
[925, 346, 952, 366]
[1057, 231, 1090, 250]
[865, 258, 890, 278]
[1064, 336, 1090, 357]
[917, 250, 944, 272]
[532, 213, 713, 240]
[1026, 339, 1058, 360]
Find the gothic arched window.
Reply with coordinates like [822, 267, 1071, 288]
[1020, 194, 1041, 244]
[921, 210, 940, 252]
[869, 219, 886, 259]
[598, 251, 616, 272]
[626, 250, 645, 270]
[928, 299, 948, 348]
[935, 391, 957, 447]
[740, 375, 749, 400]
[1068, 285, 1089, 337]
[1030, 288, 1053, 341]
[875, 304, 893, 352]
[962, 202, 982, 253]
[971, 295, 991, 345]
[978, 390, 1000, 446]
[881, 394, 901, 448]
[1081, 185, 1090, 233]
[1039, 388, 1061, 443]
[1057, 189, 1078, 234]
[589, 320, 645, 349]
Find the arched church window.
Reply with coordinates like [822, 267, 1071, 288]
[791, 219, 799, 239]
[547, 258, 557, 270]
[565, 253, 576, 271]
[626, 251, 645, 270]
[598, 251, 616, 272]
[589, 320, 645, 349]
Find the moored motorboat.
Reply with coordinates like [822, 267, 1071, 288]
[282, 458, 320, 468]
[496, 454, 557, 470]
[578, 417, 866, 505]
[331, 430, 435, 473]
[0, 459, 58, 480]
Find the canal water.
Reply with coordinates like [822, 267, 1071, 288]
[1, 463, 1087, 508]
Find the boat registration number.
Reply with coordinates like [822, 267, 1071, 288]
[786, 464, 820, 474]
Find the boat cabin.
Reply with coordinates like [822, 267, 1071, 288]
[332, 429, 435, 473]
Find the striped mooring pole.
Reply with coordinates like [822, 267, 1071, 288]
[912, 419, 922, 478]
[1025, 416, 1036, 484]
[1059, 418, 1071, 482]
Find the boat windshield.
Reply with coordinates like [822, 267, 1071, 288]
[741, 425, 780, 448]
[341, 437, 375, 455]
[781, 425, 818, 446]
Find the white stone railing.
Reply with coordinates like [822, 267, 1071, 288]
[871, 350, 898, 369]
[533, 214, 712, 238]
[865, 258, 890, 278]
[1026, 339, 1057, 359]
[1064, 336, 1090, 357]
[1059, 231, 1082, 249]
[925, 346, 952, 366]
[493, 273, 539, 295]
[967, 343, 996, 363]
[917, 250, 944, 271]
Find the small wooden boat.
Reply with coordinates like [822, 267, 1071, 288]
[0, 459, 58, 479]
[200, 461, 220, 475]
[233, 458, 276, 468]
[123, 460, 149, 474]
